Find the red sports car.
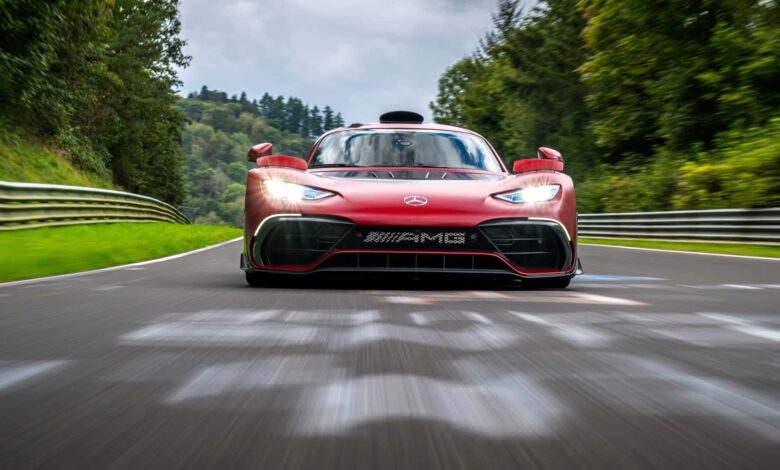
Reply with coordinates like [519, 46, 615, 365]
[241, 111, 581, 287]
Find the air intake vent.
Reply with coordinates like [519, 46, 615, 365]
[480, 220, 572, 271]
[253, 217, 353, 266]
[379, 111, 424, 124]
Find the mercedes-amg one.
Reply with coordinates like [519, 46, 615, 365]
[241, 111, 581, 287]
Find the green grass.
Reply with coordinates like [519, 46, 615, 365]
[0, 125, 114, 188]
[0, 223, 241, 282]
[580, 237, 780, 258]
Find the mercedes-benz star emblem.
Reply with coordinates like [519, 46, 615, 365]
[403, 195, 428, 207]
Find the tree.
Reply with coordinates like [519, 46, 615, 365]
[430, 57, 482, 128]
[309, 106, 323, 135]
[301, 105, 311, 136]
[0, 0, 191, 204]
[498, 0, 597, 175]
[284, 96, 305, 133]
[267, 95, 285, 128]
[258, 92, 272, 116]
[579, 0, 777, 160]
[97, 0, 191, 203]
[323, 105, 335, 130]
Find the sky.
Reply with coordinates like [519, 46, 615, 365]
[176, 0, 505, 123]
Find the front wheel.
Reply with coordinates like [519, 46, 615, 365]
[522, 277, 571, 289]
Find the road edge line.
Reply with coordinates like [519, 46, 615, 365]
[581, 242, 780, 261]
[0, 237, 242, 288]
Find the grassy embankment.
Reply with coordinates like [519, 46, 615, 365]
[580, 238, 780, 259]
[1, 126, 241, 282]
[0, 124, 114, 188]
[0, 223, 241, 282]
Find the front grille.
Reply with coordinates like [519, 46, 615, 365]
[252, 216, 572, 273]
[479, 220, 571, 270]
[337, 226, 493, 251]
[318, 252, 511, 272]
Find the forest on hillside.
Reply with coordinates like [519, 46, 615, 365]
[0, 0, 189, 204]
[431, 0, 780, 212]
[0, 1, 343, 219]
[177, 88, 343, 226]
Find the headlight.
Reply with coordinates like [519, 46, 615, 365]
[262, 180, 335, 201]
[493, 184, 560, 204]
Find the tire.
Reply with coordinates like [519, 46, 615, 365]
[245, 272, 268, 287]
[522, 277, 571, 289]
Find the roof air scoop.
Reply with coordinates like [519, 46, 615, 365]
[379, 111, 424, 124]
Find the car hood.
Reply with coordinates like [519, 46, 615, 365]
[246, 166, 576, 231]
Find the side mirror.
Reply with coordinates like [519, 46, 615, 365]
[513, 159, 564, 174]
[247, 142, 273, 162]
[255, 155, 308, 171]
[537, 147, 563, 162]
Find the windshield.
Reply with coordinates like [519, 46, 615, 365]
[309, 129, 503, 172]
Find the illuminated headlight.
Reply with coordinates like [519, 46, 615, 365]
[494, 185, 560, 204]
[262, 180, 335, 201]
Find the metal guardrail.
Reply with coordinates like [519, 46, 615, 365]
[578, 207, 780, 244]
[0, 181, 189, 231]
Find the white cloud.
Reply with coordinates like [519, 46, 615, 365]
[177, 0, 511, 122]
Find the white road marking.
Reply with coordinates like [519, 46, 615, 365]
[647, 327, 771, 346]
[383, 296, 432, 305]
[616, 313, 723, 324]
[453, 353, 780, 441]
[510, 312, 611, 347]
[0, 361, 69, 391]
[284, 310, 381, 325]
[295, 374, 562, 437]
[464, 312, 492, 324]
[680, 284, 770, 290]
[121, 323, 322, 346]
[166, 356, 347, 404]
[574, 274, 664, 282]
[735, 326, 780, 342]
[467, 291, 511, 299]
[701, 313, 780, 342]
[617, 356, 780, 441]
[382, 291, 645, 306]
[582, 242, 780, 261]
[92, 285, 123, 291]
[551, 325, 611, 348]
[510, 312, 552, 325]
[335, 323, 518, 351]
[120, 311, 521, 351]
[170, 309, 282, 324]
[112, 307, 780, 441]
[572, 293, 645, 305]
[573, 283, 666, 290]
[165, 358, 562, 437]
[405, 311, 484, 325]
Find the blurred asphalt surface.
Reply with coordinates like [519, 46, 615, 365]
[1, 241, 779, 469]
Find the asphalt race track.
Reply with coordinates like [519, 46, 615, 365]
[1, 241, 779, 469]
